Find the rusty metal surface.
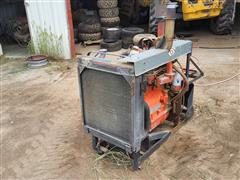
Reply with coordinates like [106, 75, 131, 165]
[27, 55, 48, 68]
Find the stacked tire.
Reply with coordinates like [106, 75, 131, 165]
[98, 0, 121, 51]
[97, 0, 120, 27]
[78, 16, 102, 42]
[101, 27, 122, 52]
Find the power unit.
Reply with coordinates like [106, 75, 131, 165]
[78, 40, 203, 169]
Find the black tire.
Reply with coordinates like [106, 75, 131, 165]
[79, 32, 101, 41]
[121, 27, 144, 49]
[122, 41, 133, 49]
[84, 16, 100, 24]
[210, 0, 236, 35]
[97, 0, 118, 9]
[78, 22, 101, 33]
[102, 27, 121, 42]
[121, 27, 144, 37]
[99, 8, 119, 18]
[101, 17, 120, 27]
[100, 40, 122, 52]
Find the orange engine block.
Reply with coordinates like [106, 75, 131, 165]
[144, 85, 169, 131]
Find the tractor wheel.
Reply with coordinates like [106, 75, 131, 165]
[210, 0, 236, 35]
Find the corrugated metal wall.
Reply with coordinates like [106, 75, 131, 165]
[25, 0, 71, 59]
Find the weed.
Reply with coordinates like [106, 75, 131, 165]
[93, 147, 131, 179]
[27, 25, 63, 59]
[27, 39, 35, 54]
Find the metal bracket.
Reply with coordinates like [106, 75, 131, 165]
[186, 57, 204, 84]
[132, 131, 171, 170]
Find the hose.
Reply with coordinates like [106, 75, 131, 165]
[195, 72, 240, 87]
[189, 55, 240, 86]
[197, 46, 240, 49]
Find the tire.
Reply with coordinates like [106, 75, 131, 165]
[100, 40, 122, 52]
[78, 22, 101, 33]
[121, 27, 144, 49]
[102, 27, 121, 42]
[97, 0, 118, 9]
[79, 32, 101, 41]
[121, 27, 144, 37]
[210, 0, 236, 35]
[84, 16, 100, 24]
[101, 17, 120, 27]
[122, 41, 133, 49]
[99, 8, 119, 18]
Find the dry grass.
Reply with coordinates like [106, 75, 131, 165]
[93, 147, 132, 179]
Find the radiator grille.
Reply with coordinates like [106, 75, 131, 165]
[81, 69, 132, 142]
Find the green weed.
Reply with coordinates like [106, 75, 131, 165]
[27, 26, 63, 59]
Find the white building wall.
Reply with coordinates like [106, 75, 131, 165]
[0, 43, 3, 56]
[24, 0, 71, 59]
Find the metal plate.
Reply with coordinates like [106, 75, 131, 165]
[121, 40, 192, 76]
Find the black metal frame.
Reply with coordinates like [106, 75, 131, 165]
[133, 131, 171, 170]
[186, 54, 204, 84]
[184, 53, 204, 118]
[91, 131, 171, 170]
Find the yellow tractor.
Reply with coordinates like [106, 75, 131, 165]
[148, 0, 237, 34]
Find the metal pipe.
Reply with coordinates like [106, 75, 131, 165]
[166, 62, 173, 75]
[164, 18, 175, 51]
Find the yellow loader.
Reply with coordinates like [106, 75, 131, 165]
[148, 0, 237, 34]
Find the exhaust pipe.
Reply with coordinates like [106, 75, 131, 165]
[156, 2, 177, 50]
[164, 18, 175, 51]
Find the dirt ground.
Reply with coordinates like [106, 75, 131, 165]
[1, 26, 240, 179]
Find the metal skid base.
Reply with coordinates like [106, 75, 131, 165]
[92, 131, 171, 170]
[132, 131, 171, 170]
